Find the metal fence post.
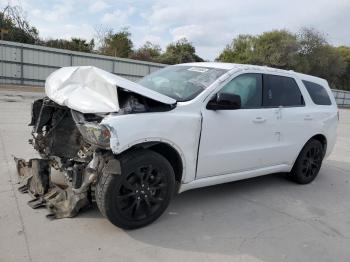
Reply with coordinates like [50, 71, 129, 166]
[20, 45, 24, 85]
[70, 53, 73, 66]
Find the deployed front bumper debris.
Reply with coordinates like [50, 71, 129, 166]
[15, 158, 51, 208]
[14, 151, 118, 219]
[15, 157, 90, 218]
[16, 158, 50, 196]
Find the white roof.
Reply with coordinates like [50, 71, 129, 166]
[177, 62, 241, 70]
[177, 62, 291, 72]
[177, 62, 328, 85]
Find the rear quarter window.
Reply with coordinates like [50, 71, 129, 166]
[302, 80, 332, 105]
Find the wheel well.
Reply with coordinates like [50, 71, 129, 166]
[310, 134, 327, 154]
[121, 142, 183, 183]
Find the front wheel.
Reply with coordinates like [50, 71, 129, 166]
[289, 139, 324, 184]
[95, 149, 175, 229]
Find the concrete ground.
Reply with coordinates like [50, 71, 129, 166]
[0, 89, 349, 262]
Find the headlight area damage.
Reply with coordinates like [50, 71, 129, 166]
[14, 66, 176, 219]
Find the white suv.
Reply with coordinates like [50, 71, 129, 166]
[17, 62, 338, 229]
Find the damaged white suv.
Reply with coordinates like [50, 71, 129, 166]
[16, 63, 338, 229]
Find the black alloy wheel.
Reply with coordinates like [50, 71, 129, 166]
[290, 139, 324, 184]
[116, 164, 168, 221]
[96, 149, 175, 229]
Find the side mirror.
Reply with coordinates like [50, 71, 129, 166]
[206, 92, 241, 110]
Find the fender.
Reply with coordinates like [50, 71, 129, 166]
[101, 110, 202, 183]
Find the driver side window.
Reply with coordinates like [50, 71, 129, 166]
[219, 73, 262, 109]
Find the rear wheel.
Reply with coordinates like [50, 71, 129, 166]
[289, 139, 324, 184]
[96, 149, 175, 229]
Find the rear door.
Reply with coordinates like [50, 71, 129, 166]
[261, 74, 309, 166]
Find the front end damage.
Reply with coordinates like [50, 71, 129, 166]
[14, 97, 120, 218]
[14, 66, 176, 219]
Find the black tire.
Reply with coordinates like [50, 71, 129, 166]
[289, 139, 324, 184]
[95, 149, 175, 229]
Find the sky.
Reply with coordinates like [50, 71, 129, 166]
[1, 0, 350, 60]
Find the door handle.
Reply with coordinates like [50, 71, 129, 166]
[304, 115, 313, 120]
[253, 117, 266, 123]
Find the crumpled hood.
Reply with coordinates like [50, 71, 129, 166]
[45, 66, 176, 113]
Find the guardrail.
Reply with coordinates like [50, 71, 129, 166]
[0, 40, 165, 86]
[332, 89, 350, 107]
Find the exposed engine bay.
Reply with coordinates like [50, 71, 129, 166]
[15, 88, 174, 218]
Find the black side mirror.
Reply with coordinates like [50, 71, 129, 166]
[206, 92, 241, 110]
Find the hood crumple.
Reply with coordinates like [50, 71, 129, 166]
[45, 66, 176, 113]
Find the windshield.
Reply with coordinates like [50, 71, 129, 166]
[138, 66, 228, 102]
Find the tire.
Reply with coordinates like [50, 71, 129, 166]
[289, 139, 324, 184]
[95, 149, 175, 229]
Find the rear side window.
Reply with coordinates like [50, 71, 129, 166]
[302, 80, 332, 105]
[263, 74, 304, 107]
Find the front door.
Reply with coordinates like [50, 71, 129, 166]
[196, 73, 279, 178]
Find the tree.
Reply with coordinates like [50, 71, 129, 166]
[253, 30, 299, 69]
[217, 30, 299, 69]
[45, 38, 95, 52]
[296, 28, 346, 88]
[94, 25, 112, 50]
[334, 46, 350, 90]
[0, 4, 39, 44]
[98, 28, 133, 58]
[129, 41, 161, 62]
[295, 27, 328, 72]
[297, 27, 327, 55]
[306, 45, 346, 87]
[217, 28, 349, 90]
[216, 35, 256, 63]
[158, 38, 204, 64]
[336, 46, 350, 90]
